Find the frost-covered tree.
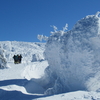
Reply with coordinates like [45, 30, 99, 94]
[37, 24, 68, 42]
[50, 25, 58, 33]
[43, 12, 100, 95]
[37, 34, 48, 42]
[0, 46, 7, 68]
[50, 23, 68, 36]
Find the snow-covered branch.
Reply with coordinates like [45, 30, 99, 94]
[50, 23, 68, 36]
[37, 34, 48, 42]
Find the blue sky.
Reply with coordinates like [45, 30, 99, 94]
[0, 0, 100, 42]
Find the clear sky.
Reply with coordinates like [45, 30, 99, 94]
[0, 0, 100, 42]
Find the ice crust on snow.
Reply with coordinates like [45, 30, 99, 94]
[44, 13, 100, 95]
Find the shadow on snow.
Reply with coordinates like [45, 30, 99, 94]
[0, 89, 44, 100]
[0, 79, 28, 86]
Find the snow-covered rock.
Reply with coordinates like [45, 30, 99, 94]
[44, 12, 100, 95]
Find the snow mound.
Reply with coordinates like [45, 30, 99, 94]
[44, 13, 100, 95]
[22, 61, 48, 80]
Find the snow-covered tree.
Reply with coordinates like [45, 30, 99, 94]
[0, 46, 7, 68]
[31, 53, 44, 62]
[37, 34, 48, 42]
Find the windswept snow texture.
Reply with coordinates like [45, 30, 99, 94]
[44, 13, 100, 95]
